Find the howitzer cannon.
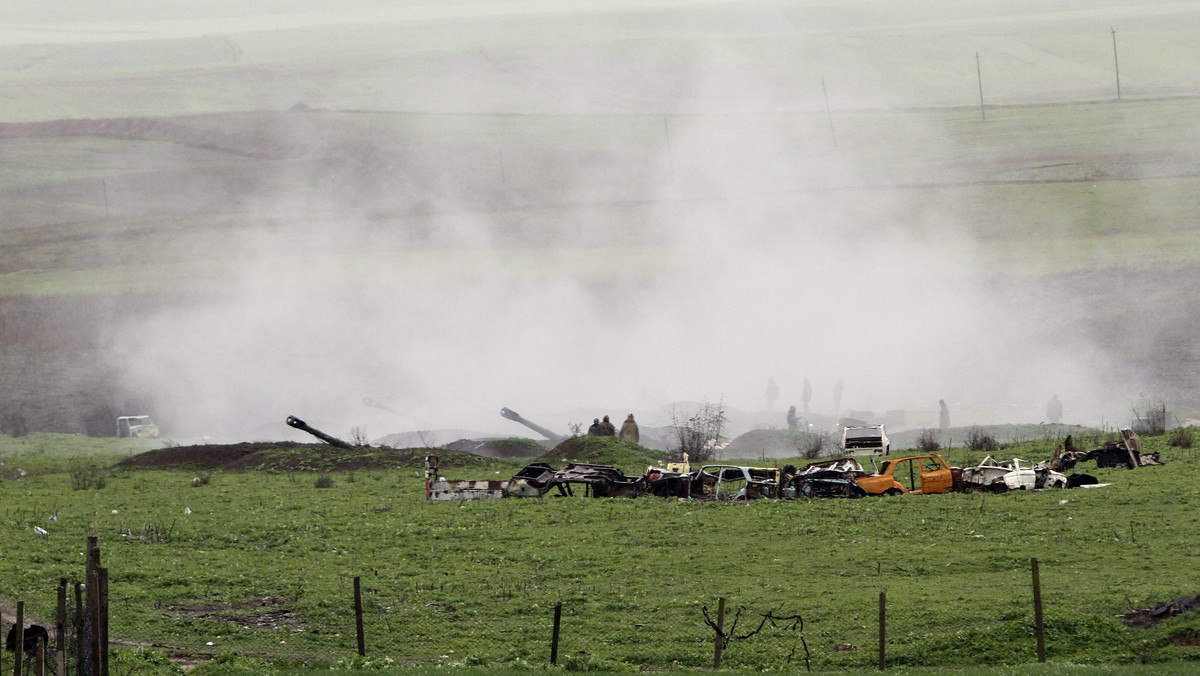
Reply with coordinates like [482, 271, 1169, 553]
[286, 415, 353, 449]
[500, 407, 567, 444]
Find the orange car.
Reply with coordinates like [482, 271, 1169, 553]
[856, 454, 960, 495]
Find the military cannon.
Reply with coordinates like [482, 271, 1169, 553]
[500, 407, 567, 444]
[286, 415, 353, 449]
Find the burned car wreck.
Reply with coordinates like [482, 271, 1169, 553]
[1050, 431, 1163, 471]
[961, 455, 1068, 492]
[784, 458, 867, 498]
[426, 426, 1162, 502]
[427, 454, 876, 502]
[425, 456, 646, 500]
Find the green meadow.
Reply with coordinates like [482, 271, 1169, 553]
[0, 432, 1198, 672]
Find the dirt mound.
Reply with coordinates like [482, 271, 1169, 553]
[723, 428, 798, 459]
[118, 443, 490, 473]
[442, 437, 546, 458]
[537, 436, 665, 473]
[117, 442, 293, 470]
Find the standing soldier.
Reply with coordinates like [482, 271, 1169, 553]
[600, 415, 616, 436]
[619, 414, 640, 443]
[1046, 395, 1063, 424]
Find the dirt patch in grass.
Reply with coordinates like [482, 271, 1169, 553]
[166, 595, 305, 630]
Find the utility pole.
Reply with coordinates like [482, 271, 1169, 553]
[663, 116, 675, 181]
[821, 77, 836, 148]
[1111, 27, 1122, 99]
[976, 52, 986, 122]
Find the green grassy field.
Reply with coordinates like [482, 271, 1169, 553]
[1, 432, 1198, 673]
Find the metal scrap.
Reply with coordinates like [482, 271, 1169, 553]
[1050, 432, 1163, 472]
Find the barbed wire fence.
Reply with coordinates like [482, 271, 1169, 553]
[5, 544, 1167, 672]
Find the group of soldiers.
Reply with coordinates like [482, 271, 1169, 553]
[587, 413, 640, 443]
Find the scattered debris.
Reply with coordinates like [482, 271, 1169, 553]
[1051, 432, 1163, 472]
[1121, 595, 1200, 628]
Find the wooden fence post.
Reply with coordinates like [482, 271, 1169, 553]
[73, 582, 85, 676]
[15, 600, 24, 676]
[99, 566, 109, 676]
[56, 579, 66, 676]
[1031, 557, 1046, 662]
[878, 590, 887, 670]
[550, 602, 562, 665]
[713, 597, 726, 669]
[353, 577, 365, 657]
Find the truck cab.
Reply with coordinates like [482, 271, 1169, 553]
[117, 415, 159, 438]
[841, 424, 890, 455]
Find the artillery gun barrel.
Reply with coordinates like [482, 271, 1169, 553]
[286, 415, 353, 449]
[500, 407, 566, 443]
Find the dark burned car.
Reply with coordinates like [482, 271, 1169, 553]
[503, 462, 644, 498]
[426, 457, 645, 500]
[783, 458, 867, 498]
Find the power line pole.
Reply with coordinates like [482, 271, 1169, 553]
[1111, 27, 1122, 99]
[976, 52, 986, 122]
[821, 77, 836, 148]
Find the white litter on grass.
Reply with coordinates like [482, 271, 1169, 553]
[184, 507, 192, 515]
[33, 526, 48, 535]
[1059, 499, 1069, 505]
[111, 510, 118, 514]
[206, 642, 214, 646]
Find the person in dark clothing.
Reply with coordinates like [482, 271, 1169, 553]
[599, 415, 616, 436]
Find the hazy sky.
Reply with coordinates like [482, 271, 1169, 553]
[12, 0, 1182, 441]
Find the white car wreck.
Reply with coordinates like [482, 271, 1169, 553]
[961, 455, 1067, 491]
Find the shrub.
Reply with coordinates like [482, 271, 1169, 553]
[670, 400, 728, 462]
[792, 430, 832, 459]
[314, 473, 334, 488]
[966, 426, 999, 452]
[1132, 400, 1168, 436]
[916, 429, 940, 452]
[69, 460, 107, 490]
[1168, 426, 1194, 448]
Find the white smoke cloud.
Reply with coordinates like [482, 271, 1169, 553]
[105, 2, 1138, 443]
